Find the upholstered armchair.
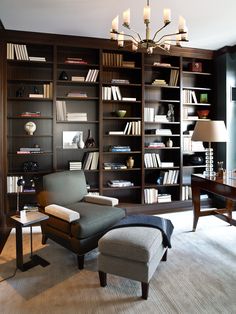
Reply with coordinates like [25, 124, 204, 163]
[36, 170, 126, 269]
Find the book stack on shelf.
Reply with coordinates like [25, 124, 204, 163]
[7, 43, 29, 60]
[107, 180, 134, 187]
[66, 112, 87, 121]
[103, 162, 127, 170]
[183, 136, 205, 152]
[85, 69, 99, 82]
[169, 70, 179, 86]
[111, 79, 130, 84]
[71, 76, 85, 82]
[152, 79, 168, 86]
[157, 194, 172, 203]
[17, 111, 41, 117]
[145, 142, 165, 148]
[122, 60, 135, 68]
[144, 188, 158, 204]
[29, 56, 46, 62]
[43, 83, 53, 98]
[64, 57, 87, 64]
[17, 147, 41, 154]
[23, 204, 39, 211]
[145, 128, 172, 136]
[157, 170, 179, 185]
[109, 145, 131, 152]
[7, 176, 24, 193]
[29, 93, 44, 98]
[154, 115, 169, 122]
[153, 62, 171, 67]
[69, 161, 82, 171]
[67, 91, 87, 98]
[83, 152, 99, 170]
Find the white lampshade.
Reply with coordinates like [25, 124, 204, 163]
[191, 120, 227, 143]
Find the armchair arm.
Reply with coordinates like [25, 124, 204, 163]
[83, 194, 119, 207]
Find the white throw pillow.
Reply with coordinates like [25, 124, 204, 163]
[45, 204, 80, 222]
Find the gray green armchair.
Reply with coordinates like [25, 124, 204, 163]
[36, 170, 125, 269]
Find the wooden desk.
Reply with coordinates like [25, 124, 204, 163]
[191, 174, 236, 231]
[11, 211, 50, 271]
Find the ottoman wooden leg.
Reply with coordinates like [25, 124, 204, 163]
[141, 282, 149, 300]
[99, 271, 107, 287]
[161, 249, 168, 262]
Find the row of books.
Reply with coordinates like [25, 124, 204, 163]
[85, 69, 99, 82]
[17, 111, 41, 117]
[102, 53, 123, 67]
[145, 128, 172, 135]
[7, 43, 46, 62]
[158, 170, 179, 185]
[17, 147, 42, 154]
[56, 100, 67, 121]
[144, 107, 169, 123]
[145, 142, 165, 148]
[67, 91, 87, 98]
[107, 180, 134, 187]
[183, 136, 205, 152]
[144, 189, 172, 204]
[108, 121, 141, 136]
[102, 86, 121, 100]
[7, 176, 24, 193]
[182, 90, 198, 104]
[182, 185, 192, 200]
[64, 57, 88, 64]
[109, 146, 131, 152]
[83, 152, 99, 170]
[169, 69, 179, 86]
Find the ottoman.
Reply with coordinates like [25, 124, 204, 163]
[98, 226, 168, 299]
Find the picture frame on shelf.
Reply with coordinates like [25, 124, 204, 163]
[63, 131, 83, 149]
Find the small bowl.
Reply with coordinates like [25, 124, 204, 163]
[116, 110, 127, 118]
[197, 110, 210, 119]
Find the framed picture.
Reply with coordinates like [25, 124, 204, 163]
[63, 131, 83, 149]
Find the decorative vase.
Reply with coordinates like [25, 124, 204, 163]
[126, 156, 134, 169]
[166, 138, 173, 147]
[59, 71, 69, 80]
[77, 134, 85, 149]
[85, 129, 96, 148]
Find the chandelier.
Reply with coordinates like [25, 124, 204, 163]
[110, 0, 188, 54]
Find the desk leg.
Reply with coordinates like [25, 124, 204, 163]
[192, 185, 201, 231]
[226, 199, 233, 224]
[15, 225, 24, 271]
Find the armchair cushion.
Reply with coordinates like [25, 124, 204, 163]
[45, 204, 80, 222]
[83, 194, 119, 207]
[67, 202, 125, 239]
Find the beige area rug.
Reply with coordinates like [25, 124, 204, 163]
[0, 211, 236, 314]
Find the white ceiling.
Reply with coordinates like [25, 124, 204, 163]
[1, 0, 236, 51]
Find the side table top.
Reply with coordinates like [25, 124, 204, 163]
[11, 211, 49, 227]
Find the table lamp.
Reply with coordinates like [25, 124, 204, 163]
[16, 177, 25, 216]
[191, 120, 227, 177]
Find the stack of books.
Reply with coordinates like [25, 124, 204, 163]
[71, 76, 85, 82]
[108, 180, 133, 187]
[64, 57, 87, 64]
[67, 92, 87, 98]
[145, 142, 165, 148]
[17, 111, 41, 117]
[29, 56, 46, 62]
[17, 147, 41, 154]
[153, 62, 171, 67]
[111, 79, 129, 84]
[66, 112, 87, 121]
[109, 146, 131, 152]
[69, 161, 82, 171]
[122, 61, 135, 68]
[103, 163, 127, 170]
[152, 79, 168, 86]
[157, 194, 172, 203]
[145, 129, 172, 136]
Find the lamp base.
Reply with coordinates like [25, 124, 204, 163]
[204, 148, 215, 178]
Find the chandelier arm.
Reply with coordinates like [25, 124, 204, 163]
[111, 30, 139, 44]
[153, 44, 171, 53]
[122, 24, 142, 42]
[152, 23, 170, 42]
[155, 31, 186, 44]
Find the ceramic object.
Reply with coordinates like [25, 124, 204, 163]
[126, 156, 134, 168]
[77, 134, 85, 149]
[85, 129, 96, 148]
[166, 138, 173, 147]
[59, 71, 69, 80]
[24, 121, 36, 135]
[116, 110, 126, 118]
[197, 110, 210, 119]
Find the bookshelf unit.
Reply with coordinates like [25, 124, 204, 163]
[0, 30, 215, 236]
[6, 42, 54, 213]
[181, 57, 213, 200]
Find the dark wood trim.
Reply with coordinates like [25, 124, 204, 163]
[214, 45, 236, 57]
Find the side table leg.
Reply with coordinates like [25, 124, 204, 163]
[191, 185, 201, 232]
[15, 225, 24, 271]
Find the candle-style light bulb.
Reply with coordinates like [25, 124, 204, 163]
[112, 16, 119, 32]
[143, 4, 150, 22]
[178, 16, 186, 32]
[123, 9, 130, 26]
[163, 8, 171, 24]
[118, 32, 124, 47]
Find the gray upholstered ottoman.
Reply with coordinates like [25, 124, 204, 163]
[98, 226, 168, 299]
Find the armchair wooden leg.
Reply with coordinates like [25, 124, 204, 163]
[141, 282, 149, 300]
[42, 234, 48, 245]
[99, 271, 107, 287]
[77, 254, 85, 269]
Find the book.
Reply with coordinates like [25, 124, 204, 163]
[28, 94, 44, 98]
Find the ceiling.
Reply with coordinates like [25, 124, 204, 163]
[1, 0, 236, 51]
